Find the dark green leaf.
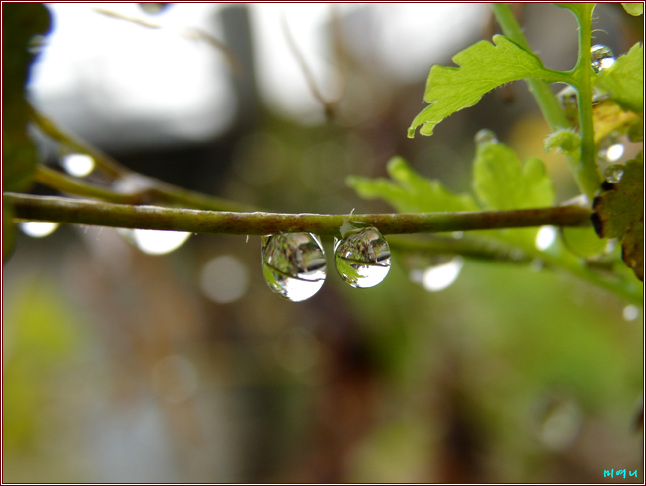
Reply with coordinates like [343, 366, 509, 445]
[592, 155, 644, 281]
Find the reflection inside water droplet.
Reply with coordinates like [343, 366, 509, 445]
[604, 164, 625, 183]
[591, 45, 615, 73]
[334, 227, 391, 288]
[410, 257, 463, 292]
[261, 233, 327, 302]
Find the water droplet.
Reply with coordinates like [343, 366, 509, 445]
[118, 228, 191, 255]
[261, 233, 327, 302]
[475, 129, 498, 145]
[597, 134, 625, 163]
[622, 305, 640, 321]
[334, 227, 391, 288]
[19, 221, 59, 238]
[591, 45, 615, 73]
[60, 153, 95, 177]
[535, 225, 557, 251]
[410, 257, 463, 292]
[200, 255, 249, 304]
[534, 394, 582, 451]
[604, 164, 625, 183]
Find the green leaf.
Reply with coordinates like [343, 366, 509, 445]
[473, 141, 555, 211]
[622, 3, 643, 16]
[347, 157, 478, 213]
[2, 4, 50, 191]
[595, 42, 644, 113]
[592, 155, 644, 281]
[408, 35, 563, 138]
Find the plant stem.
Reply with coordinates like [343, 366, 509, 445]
[35, 166, 140, 204]
[30, 107, 259, 212]
[491, 3, 601, 201]
[387, 234, 533, 263]
[490, 4, 570, 131]
[6, 192, 592, 236]
[29, 106, 127, 179]
[571, 4, 602, 201]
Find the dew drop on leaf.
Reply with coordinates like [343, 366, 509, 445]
[591, 45, 616, 73]
[474, 129, 498, 146]
[334, 227, 391, 288]
[604, 164, 625, 183]
[261, 233, 327, 302]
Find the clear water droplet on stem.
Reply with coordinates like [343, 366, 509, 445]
[60, 153, 95, 177]
[535, 225, 557, 251]
[19, 221, 59, 238]
[262, 233, 327, 302]
[475, 129, 498, 146]
[591, 45, 615, 73]
[118, 228, 191, 255]
[334, 227, 391, 288]
[604, 164, 625, 183]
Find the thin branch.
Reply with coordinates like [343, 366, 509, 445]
[281, 8, 344, 119]
[6, 192, 592, 236]
[30, 108, 258, 212]
[387, 234, 533, 263]
[92, 7, 244, 75]
[34, 166, 141, 205]
[29, 106, 127, 179]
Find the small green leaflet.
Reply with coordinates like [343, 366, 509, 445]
[544, 129, 581, 155]
[347, 157, 478, 213]
[473, 141, 555, 210]
[621, 3, 644, 16]
[592, 155, 644, 281]
[408, 35, 564, 138]
[595, 42, 643, 113]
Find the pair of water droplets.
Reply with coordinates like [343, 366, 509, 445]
[590, 45, 628, 184]
[261, 227, 391, 302]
